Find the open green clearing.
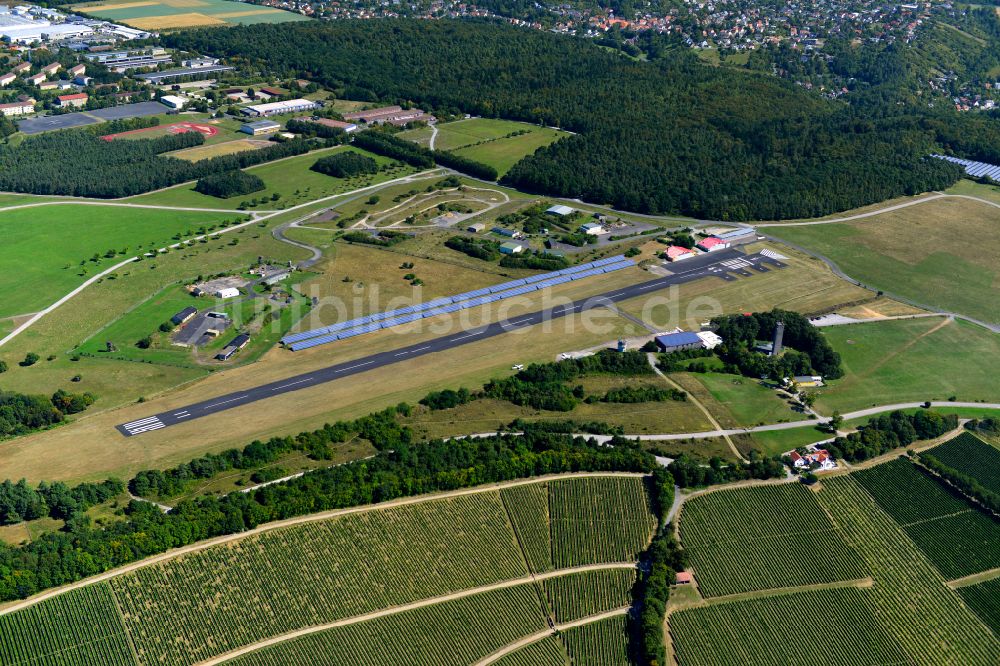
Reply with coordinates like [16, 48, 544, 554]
[767, 196, 1000, 325]
[0, 475, 652, 666]
[746, 427, 831, 456]
[690, 372, 806, 427]
[0, 205, 231, 318]
[816, 318, 1000, 413]
[679, 484, 868, 597]
[72, 0, 309, 29]
[127, 147, 417, 209]
[670, 469, 1000, 665]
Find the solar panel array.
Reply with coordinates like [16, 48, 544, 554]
[284, 255, 636, 351]
[933, 154, 1000, 182]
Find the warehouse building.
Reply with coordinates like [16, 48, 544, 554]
[240, 119, 280, 136]
[216, 333, 250, 361]
[215, 287, 240, 299]
[546, 204, 574, 216]
[499, 242, 524, 254]
[241, 98, 319, 117]
[665, 245, 696, 262]
[714, 228, 755, 242]
[467, 222, 486, 233]
[579, 221, 605, 235]
[305, 117, 358, 133]
[654, 330, 705, 353]
[170, 306, 198, 326]
[159, 94, 187, 110]
[138, 65, 234, 84]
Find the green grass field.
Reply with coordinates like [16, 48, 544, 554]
[399, 118, 567, 176]
[128, 147, 418, 209]
[690, 372, 807, 427]
[72, 0, 309, 29]
[815, 318, 1000, 413]
[0, 205, 232, 318]
[0, 475, 652, 666]
[767, 196, 1000, 325]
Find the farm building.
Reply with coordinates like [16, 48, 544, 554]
[674, 571, 693, 585]
[54, 92, 87, 108]
[467, 222, 486, 233]
[579, 222, 605, 235]
[665, 246, 695, 262]
[240, 120, 280, 136]
[0, 98, 34, 116]
[170, 306, 198, 326]
[241, 98, 320, 117]
[159, 95, 187, 110]
[655, 330, 704, 353]
[696, 237, 730, 252]
[546, 204, 574, 216]
[216, 333, 250, 361]
[214, 287, 240, 299]
[499, 242, 524, 254]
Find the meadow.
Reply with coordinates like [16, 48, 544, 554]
[689, 372, 805, 427]
[766, 196, 1000, 325]
[0, 204, 231, 318]
[72, 0, 309, 30]
[816, 317, 1000, 413]
[0, 475, 652, 666]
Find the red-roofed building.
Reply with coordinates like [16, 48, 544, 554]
[696, 237, 729, 252]
[665, 245, 696, 262]
[675, 571, 693, 585]
[55, 93, 88, 108]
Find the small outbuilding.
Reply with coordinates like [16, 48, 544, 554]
[579, 221, 605, 236]
[467, 222, 486, 233]
[696, 237, 729, 252]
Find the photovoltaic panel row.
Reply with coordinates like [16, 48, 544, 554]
[285, 258, 635, 349]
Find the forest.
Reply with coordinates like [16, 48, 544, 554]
[167, 20, 970, 220]
[0, 389, 95, 439]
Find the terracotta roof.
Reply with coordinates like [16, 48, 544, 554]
[57, 93, 88, 101]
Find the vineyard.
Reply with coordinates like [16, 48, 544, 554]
[491, 635, 569, 666]
[0, 583, 137, 666]
[679, 484, 868, 597]
[542, 567, 636, 623]
[501, 482, 553, 573]
[560, 614, 632, 666]
[814, 476, 999, 664]
[853, 457, 1000, 579]
[927, 432, 1000, 494]
[0, 474, 656, 666]
[957, 577, 1000, 635]
[549, 476, 656, 568]
[671, 587, 908, 666]
[227, 584, 547, 666]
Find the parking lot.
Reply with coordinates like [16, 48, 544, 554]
[18, 101, 169, 135]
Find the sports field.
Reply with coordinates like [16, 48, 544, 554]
[0, 474, 650, 666]
[400, 118, 567, 176]
[72, 0, 310, 29]
[767, 196, 1000, 325]
[0, 205, 231, 318]
[816, 317, 1000, 413]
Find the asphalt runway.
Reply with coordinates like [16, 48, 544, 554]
[117, 249, 784, 436]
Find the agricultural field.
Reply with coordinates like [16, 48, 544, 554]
[957, 577, 1000, 635]
[0, 475, 653, 665]
[679, 484, 868, 597]
[491, 636, 568, 666]
[72, 0, 309, 30]
[560, 614, 632, 666]
[671, 587, 908, 666]
[542, 567, 635, 623]
[166, 138, 270, 162]
[816, 317, 1000, 413]
[501, 482, 552, 573]
[400, 118, 567, 176]
[852, 457, 970, 525]
[926, 431, 1000, 494]
[128, 147, 418, 209]
[766, 195, 1000, 325]
[0, 204, 232, 318]
[549, 476, 656, 568]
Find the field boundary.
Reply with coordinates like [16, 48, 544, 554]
[197, 564, 635, 666]
[0, 471, 647, 616]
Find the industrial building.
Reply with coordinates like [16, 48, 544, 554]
[241, 98, 319, 117]
[215, 287, 240, 299]
[342, 105, 431, 125]
[665, 245, 696, 262]
[579, 221, 605, 235]
[170, 306, 198, 326]
[654, 331, 705, 353]
[138, 65, 235, 84]
[240, 119, 280, 136]
[86, 48, 172, 72]
[305, 117, 358, 133]
[696, 237, 729, 252]
[216, 333, 250, 361]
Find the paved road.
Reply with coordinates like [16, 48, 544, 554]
[116, 249, 784, 436]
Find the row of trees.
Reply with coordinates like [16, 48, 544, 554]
[825, 410, 957, 462]
[0, 478, 122, 526]
[0, 389, 95, 439]
[668, 451, 787, 488]
[167, 20, 969, 220]
[919, 450, 1000, 515]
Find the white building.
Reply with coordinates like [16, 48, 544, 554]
[241, 98, 319, 117]
[215, 287, 240, 299]
[159, 94, 187, 110]
[0, 72, 14, 86]
[546, 204, 574, 216]
[579, 221, 605, 235]
[0, 98, 34, 116]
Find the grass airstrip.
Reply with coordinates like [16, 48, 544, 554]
[72, 0, 309, 30]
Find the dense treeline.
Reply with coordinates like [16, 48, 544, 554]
[499, 252, 570, 271]
[419, 388, 474, 410]
[0, 429, 652, 600]
[918, 451, 1000, 515]
[168, 20, 968, 220]
[286, 117, 349, 142]
[311, 151, 379, 178]
[341, 229, 408, 247]
[0, 389, 95, 439]
[668, 450, 786, 488]
[0, 131, 310, 198]
[596, 386, 686, 403]
[825, 410, 957, 462]
[194, 169, 265, 198]
[445, 235, 500, 260]
[713, 309, 843, 380]
[0, 478, 123, 525]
